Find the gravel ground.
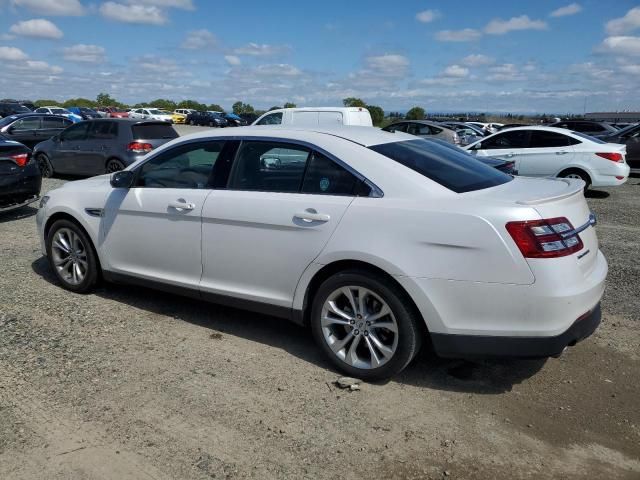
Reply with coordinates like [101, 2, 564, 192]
[0, 162, 638, 479]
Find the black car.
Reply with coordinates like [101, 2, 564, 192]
[0, 114, 73, 149]
[426, 137, 517, 175]
[185, 111, 228, 127]
[548, 120, 619, 138]
[34, 119, 179, 177]
[0, 102, 31, 118]
[497, 123, 531, 131]
[602, 123, 640, 173]
[0, 136, 41, 212]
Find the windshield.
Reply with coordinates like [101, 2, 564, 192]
[369, 139, 512, 193]
[51, 108, 68, 114]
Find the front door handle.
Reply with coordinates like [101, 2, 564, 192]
[505, 153, 516, 158]
[294, 209, 330, 223]
[556, 151, 569, 155]
[168, 200, 195, 211]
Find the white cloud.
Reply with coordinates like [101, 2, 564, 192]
[416, 9, 440, 23]
[442, 64, 469, 78]
[606, 7, 640, 35]
[598, 36, 640, 56]
[10, 0, 85, 16]
[130, 0, 194, 9]
[435, 28, 482, 42]
[253, 64, 302, 77]
[8, 59, 63, 74]
[0, 45, 28, 61]
[484, 15, 547, 35]
[63, 44, 106, 63]
[550, 3, 582, 18]
[232, 43, 291, 56]
[365, 54, 409, 75]
[461, 54, 494, 66]
[224, 55, 241, 66]
[619, 64, 640, 75]
[487, 63, 525, 81]
[9, 19, 63, 39]
[99, 2, 167, 25]
[181, 29, 216, 49]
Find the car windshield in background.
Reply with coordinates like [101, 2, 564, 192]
[148, 109, 163, 115]
[369, 139, 512, 193]
[572, 132, 607, 144]
[132, 124, 178, 139]
[51, 108, 67, 114]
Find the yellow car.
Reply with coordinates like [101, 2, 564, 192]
[171, 111, 187, 124]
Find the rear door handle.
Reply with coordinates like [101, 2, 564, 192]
[556, 151, 569, 155]
[168, 200, 195, 211]
[294, 209, 330, 223]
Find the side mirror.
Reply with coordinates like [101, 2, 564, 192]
[110, 170, 134, 188]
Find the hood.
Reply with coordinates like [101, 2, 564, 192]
[59, 173, 111, 190]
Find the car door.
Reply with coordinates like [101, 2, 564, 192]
[515, 130, 577, 177]
[74, 121, 116, 176]
[473, 130, 530, 163]
[620, 125, 640, 170]
[200, 140, 360, 310]
[53, 122, 90, 174]
[5, 116, 41, 147]
[100, 140, 226, 289]
[40, 116, 72, 143]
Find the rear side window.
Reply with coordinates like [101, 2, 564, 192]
[301, 152, 366, 195]
[482, 130, 529, 149]
[132, 124, 178, 140]
[42, 117, 67, 128]
[529, 131, 580, 148]
[369, 139, 511, 193]
[88, 121, 118, 140]
[384, 123, 407, 133]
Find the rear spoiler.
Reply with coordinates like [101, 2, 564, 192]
[516, 178, 584, 205]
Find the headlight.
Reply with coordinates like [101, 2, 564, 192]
[39, 195, 50, 209]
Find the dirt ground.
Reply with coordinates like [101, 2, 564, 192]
[0, 173, 638, 479]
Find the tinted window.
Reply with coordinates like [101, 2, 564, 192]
[407, 123, 435, 135]
[369, 139, 511, 193]
[42, 117, 68, 128]
[228, 141, 309, 192]
[137, 141, 224, 189]
[88, 121, 118, 140]
[482, 130, 529, 149]
[301, 152, 365, 195]
[12, 117, 40, 130]
[384, 123, 407, 133]
[529, 131, 580, 148]
[256, 112, 283, 125]
[131, 124, 178, 140]
[572, 132, 607, 144]
[60, 122, 89, 141]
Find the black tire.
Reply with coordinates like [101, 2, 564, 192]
[310, 270, 423, 381]
[37, 153, 54, 178]
[46, 219, 100, 293]
[105, 158, 125, 174]
[559, 169, 591, 191]
[209, 121, 215, 127]
[190, 119, 196, 126]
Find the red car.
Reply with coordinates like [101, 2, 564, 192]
[97, 106, 129, 118]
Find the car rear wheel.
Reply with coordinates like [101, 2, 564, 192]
[37, 153, 54, 178]
[106, 159, 125, 174]
[190, 119, 196, 126]
[311, 270, 422, 380]
[559, 169, 591, 191]
[46, 219, 99, 293]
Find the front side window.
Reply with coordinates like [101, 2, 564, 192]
[136, 141, 225, 189]
[301, 152, 366, 195]
[370, 139, 511, 193]
[60, 122, 89, 141]
[12, 117, 40, 130]
[256, 112, 283, 125]
[529, 131, 580, 148]
[481, 130, 529, 149]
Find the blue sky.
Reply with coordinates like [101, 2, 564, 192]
[0, 0, 639, 113]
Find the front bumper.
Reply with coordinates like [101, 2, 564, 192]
[431, 303, 601, 359]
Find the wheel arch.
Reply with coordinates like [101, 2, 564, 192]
[557, 166, 592, 183]
[44, 211, 103, 271]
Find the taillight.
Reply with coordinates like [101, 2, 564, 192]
[506, 217, 583, 259]
[127, 142, 153, 154]
[596, 152, 623, 163]
[9, 153, 29, 167]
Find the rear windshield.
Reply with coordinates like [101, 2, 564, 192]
[369, 139, 512, 193]
[132, 124, 178, 140]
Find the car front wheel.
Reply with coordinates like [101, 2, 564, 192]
[311, 270, 422, 380]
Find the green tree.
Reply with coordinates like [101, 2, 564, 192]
[268, 106, 281, 111]
[96, 92, 118, 107]
[148, 98, 177, 111]
[232, 101, 255, 115]
[283, 102, 296, 108]
[366, 105, 384, 126]
[178, 100, 207, 111]
[35, 99, 62, 107]
[62, 98, 95, 108]
[342, 97, 366, 108]
[405, 106, 425, 120]
[206, 104, 224, 112]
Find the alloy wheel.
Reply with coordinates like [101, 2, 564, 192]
[321, 286, 398, 369]
[106, 160, 124, 173]
[50, 228, 88, 286]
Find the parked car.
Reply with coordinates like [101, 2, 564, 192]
[498, 123, 531, 131]
[601, 123, 640, 173]
[0, 136, 41, 212]
[548, 120, 619, 139]
[468, 122, 503, 134]
[221, 112, 247, 126]
[382, 120, 460, 145]
[427, 137, 517, 175]
[37, 126, 606, 380]
[171, 112, 187, 124]
[33, 119, 179, 177]
[185, 111, 227, 127]
[0, 114, 73, 148]
[439, 121, 485, 146]
[34, 107, 82, 123]
[0, 102, 32, 118]
[240, 113, 259, 124]
[174, 109, 196, 116]
[97, 107, 129, 119]
[129, 108, 174, 123]
[253, 107, 373, 127]
[465, 126, 629, 189]
[67, 107, 101, 120]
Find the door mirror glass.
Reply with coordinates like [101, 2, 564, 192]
[110, 170, 134, 188]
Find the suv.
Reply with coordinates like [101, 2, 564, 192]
[0, 102, 31, 118]
[0, 114, 73, 148]
[33, 119, 179, 177]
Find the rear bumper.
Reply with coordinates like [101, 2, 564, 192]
[431, 303, 601, 359]
[0, 163, 42, 210]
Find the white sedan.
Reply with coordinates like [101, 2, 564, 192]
[129, 108, 173, 123]
[465, 126, 630, 188]
[36, 126, 606, 380]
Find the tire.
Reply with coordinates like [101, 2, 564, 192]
[37, 153, 54, 178]
[46, 219, 100, 293]
[209, 121, 215, 127]
[559, 169, 591, 191]
[105, 158, 125, 174]
[310, 270, 423, 381]
[190, 119, 195, 126]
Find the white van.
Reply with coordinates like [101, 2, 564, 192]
[252, 107, 373, 127]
